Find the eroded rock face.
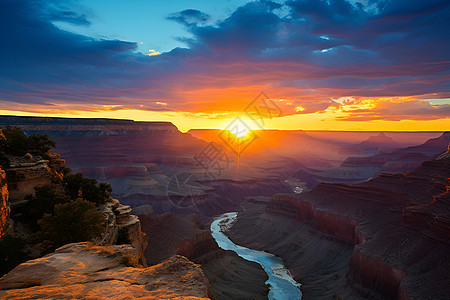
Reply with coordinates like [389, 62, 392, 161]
[0, 168, 9, 238]
[0, 242, 212, 299]
[2, 157, 53, 205]
[99, 199, 148, 266]
[262, 157, 450, 299]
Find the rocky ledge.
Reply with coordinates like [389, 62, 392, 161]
[99, 199, 149, 266]
[0, 242, 213, 299]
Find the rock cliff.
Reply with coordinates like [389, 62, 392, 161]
[0, 168, 9, 239]
[0, 116, 179, 136]
[290, 160, 449, 298]
[0, 242, 212, 299]
[99, 199, 148, 266]
[1, 157, 53, 205]
[0, 125, 214, 299]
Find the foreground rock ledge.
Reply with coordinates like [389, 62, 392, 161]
[0, 242, 212, 299]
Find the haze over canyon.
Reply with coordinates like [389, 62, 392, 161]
[1, 0, 450, 299]
[0, 116, 449, 299]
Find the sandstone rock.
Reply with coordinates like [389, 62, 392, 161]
[0, 242, 212, 299]
[2, 157, 53, 205]
[0, 168, 9, 238]
[99, 199, 148, 266]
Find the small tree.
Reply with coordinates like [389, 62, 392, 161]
[2, 126, 28, 155]
[22, 185, 70, 229]
[38, 198, 105, 247]
[63, 173, 111, 204]
[27, 134, 56, 157]
[1, 127, 56, 157]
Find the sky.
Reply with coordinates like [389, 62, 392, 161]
[0, 0, 449, 132]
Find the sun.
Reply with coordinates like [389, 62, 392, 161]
[221, 117, 254, 140]
[233, 127, 250, 138]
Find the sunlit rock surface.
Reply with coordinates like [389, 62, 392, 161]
[0, 168, 9, 238]
[1, 156, 53, 205]
[0, 242, 212, 299]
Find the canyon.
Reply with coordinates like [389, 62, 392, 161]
[1, 116, 449, 299]
[228, 148, 450, 299]
[0, 126, 214, 299]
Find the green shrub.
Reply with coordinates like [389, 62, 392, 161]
[1, 126, 56, 157]
[1, 126, 28, 156]
[22, 185, 70, 229]
[63, 173, 112, 204]
[38, 198, 105, 248]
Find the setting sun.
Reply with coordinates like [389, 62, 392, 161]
[232, 127, 250, 138]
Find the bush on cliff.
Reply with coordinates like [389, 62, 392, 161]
[22, 185, 70, 230]
[1, 126, 28, 156]
[63, 173, 112, 204]
[1, 126, 55, 157]
[38, 198, 105, 248]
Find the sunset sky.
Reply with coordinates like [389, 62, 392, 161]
[0, 0, 449, 132]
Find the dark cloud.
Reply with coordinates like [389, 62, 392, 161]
[167, 9, 210, 26]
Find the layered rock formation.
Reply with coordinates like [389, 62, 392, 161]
[0, 242, 213, 299]
[297, 132, 449, 188]
[0, 116, 178, 136]
[230, 151, 450, 299]
[99, 199, 148, 266]
[0, 168, 9, 239]
[1, 157, 53, 205]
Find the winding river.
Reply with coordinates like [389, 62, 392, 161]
[210, 212, 302, 300]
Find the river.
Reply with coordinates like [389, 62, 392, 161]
[210, 212, 302, 300]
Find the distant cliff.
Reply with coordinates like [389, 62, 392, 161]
[0, 115, 179, 136]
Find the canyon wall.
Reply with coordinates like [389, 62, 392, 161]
[99, 199, 148, 266]
[2, 158, 53, 205]
[0, 116, 179, 136]
[266, 155, 450, 299]
[0, 124, 215, 299]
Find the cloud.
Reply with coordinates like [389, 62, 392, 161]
[147, 49, 161, 56]
[338, 99, 450, 121]
[167, 9, 210, 26]
[0, 0, 449, 122]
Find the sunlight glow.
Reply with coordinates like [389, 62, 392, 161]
[229, 126, 250, 138]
